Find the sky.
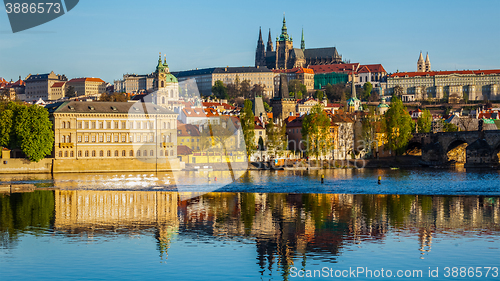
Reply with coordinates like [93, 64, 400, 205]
[1, 0, 500, 83]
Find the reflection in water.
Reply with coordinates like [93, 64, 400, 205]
[2, 190, 499, 279]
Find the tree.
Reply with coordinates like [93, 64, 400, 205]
[251, 84, 265, 98]
[240, 80, 251, 99]
[212, 80, 228, 99]
[13, 104, 54, 162]
[394, 85, 404, 97]
[258, 136, 265, 151]
[384, 95, 414, 156]
[416, 109, 432, 133]
[265, 119, 287, 157]
[263, 101, 272, 112]
[295, 91, 303, 99]
[288, 79, 301, 95]
[99, 92, 129, 102]
[65, 85, 76, 98]
[315, 90, 324, 101]
[240, 99, 255, 159]
[362, 82, 373, 101]
[301, 103, 331, 159]
[0, 102, 16, 147]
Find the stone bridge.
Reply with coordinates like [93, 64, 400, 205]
[409, 130, 500, 166]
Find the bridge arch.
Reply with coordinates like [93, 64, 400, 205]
[405, 141, 422, 156]
[445, 139, 469, 164]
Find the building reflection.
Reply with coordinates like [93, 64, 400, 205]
[2, 189, 498, 277]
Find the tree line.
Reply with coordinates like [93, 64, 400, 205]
[0, 102, 54, 162]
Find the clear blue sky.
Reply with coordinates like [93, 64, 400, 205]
[1, 0, 499, 83]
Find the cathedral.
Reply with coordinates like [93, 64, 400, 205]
[255, 15, 343, 70]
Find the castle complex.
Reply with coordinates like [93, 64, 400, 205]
[255, 16, 342, 70]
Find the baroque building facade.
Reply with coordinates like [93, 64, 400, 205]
[255, 16, 342, 70]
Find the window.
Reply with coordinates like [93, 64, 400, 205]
[107, 150, 111, 157]
[122, 150, 126, 157]
[150, 135, 154, 142]
[85, 136, 89, 142]
[85, 150, 89, 157]
[92, 135, 96, 142]
[61, 135, 66, 143]
[58, 151, 62, 157]
[121, 135, 126, 142]
[150, 150, 154, 156]
[137, 150, 141, 156]
[67, 122, 71, 129]
[144, 150, 147, 157]
[160, 150, 163, 156]
[62, 121, 66, 129]
[122, 121, 126, 129]
[114, 122, 118, 129]
[92, 122, 96, 129]
[99, 135, 103, 142]
[92, 150, 96, 157]
[99, 150, 103, 157]
[78, 122, 82, 129]
[114, 150, 118, 157]
[106, 121, 111, 129]
[129, 150, 133, 156]
[114, 135, 118, 142]
[64, 151, 68, 157]
[99, 122, 103, 129]
[107, 135, 111, 142]
[78, 151, 82, 157]
[163, 122, 166, 129]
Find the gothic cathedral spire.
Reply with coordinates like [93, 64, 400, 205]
[255, 27, 266, 68]
[301, 28, 305, 51]
[267, 29, 273, 52]
[417, 51, 425, 72]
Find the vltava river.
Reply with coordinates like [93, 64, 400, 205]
[0, 169, 499, 280]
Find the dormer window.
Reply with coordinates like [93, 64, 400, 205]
[111, 106, 117, 111]
[88, 106, 95, 111]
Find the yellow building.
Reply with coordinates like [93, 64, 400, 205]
[66, 77, 106, 97]
[47, 101, 178, 163]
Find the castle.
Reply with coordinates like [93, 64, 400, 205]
[255, 15, 343, 70]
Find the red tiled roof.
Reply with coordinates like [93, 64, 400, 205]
[177, 123, 201, 137]
[177, 145, 193, 155]
[361, 64, 386, 73]
[202, 102, 235, 110]
[272, 67, 314, 74]
[51, 82, 65, 88]
[390, 69, 500, 78]
[68, 77, 105, 83]
[309, 63, 360, 74]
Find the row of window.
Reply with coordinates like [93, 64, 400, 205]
[58, 149, 175, 158]
[72, 133, 173, 143]
[65, 120, 175, 130]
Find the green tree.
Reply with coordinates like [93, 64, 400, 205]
[265, 119, 287, 157]
[99, 92, 129, 102]
[13, 104, 54, 162]
[384, 95, 414, 156]
[416, 109, 432, 133]
[258, 136, 264, 151]
[263, 101, 272, 112]
[240, 80, 251, 99]
[0, 102, 16, 148]
[301, 103, 331, 159]
[288, 79, 301, 95]
[65, 85, 76, 98]
[251, 84, 265, 97]
[240, 99, 255, 159]
[212, 80, 228, 99]
[299, 84, 307, 97]
[315, 90, 324, 101]
[362, 82, 373, 101]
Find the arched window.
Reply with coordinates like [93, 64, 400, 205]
[67, 122, 71, 129]
[92, 150, 96, 157]
[70, 151, 74, 157]
[129, 150, 134, 157]
[144, 150, 147, 157]
[114, 150, 118, 157]
[170, 150, 173, 156]
[137, 150, 141, 156]
[162, 97, 165, 104]
[107, 150, 111, 157]
[122, 150, 126, 157]
[163, 122, 166, 129]
[85, 150, 89, 157]
[167, 122, 170, 129]
[165, 150, 168, 157]
[62, 121, 66, 129]
[99, 150, 103, 157]
[61, 135, 66, 143]
[64, 151, 68, 157]
[150, 150, 154, 156]
[67, 135, 71, 143]
[78, 151, 82, 157]
[58, 151, 62, 157]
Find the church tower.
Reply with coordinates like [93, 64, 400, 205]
[266, 29, 274, 52]
[275, 14, 294, 69]
[272, 74, 296, 122]
[300, 28, 305, 51]
[425, 53, 431, 72]
[417, 52, 425, 72]
[153, 53, 179, 109]
[255, 27, 266, 68]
